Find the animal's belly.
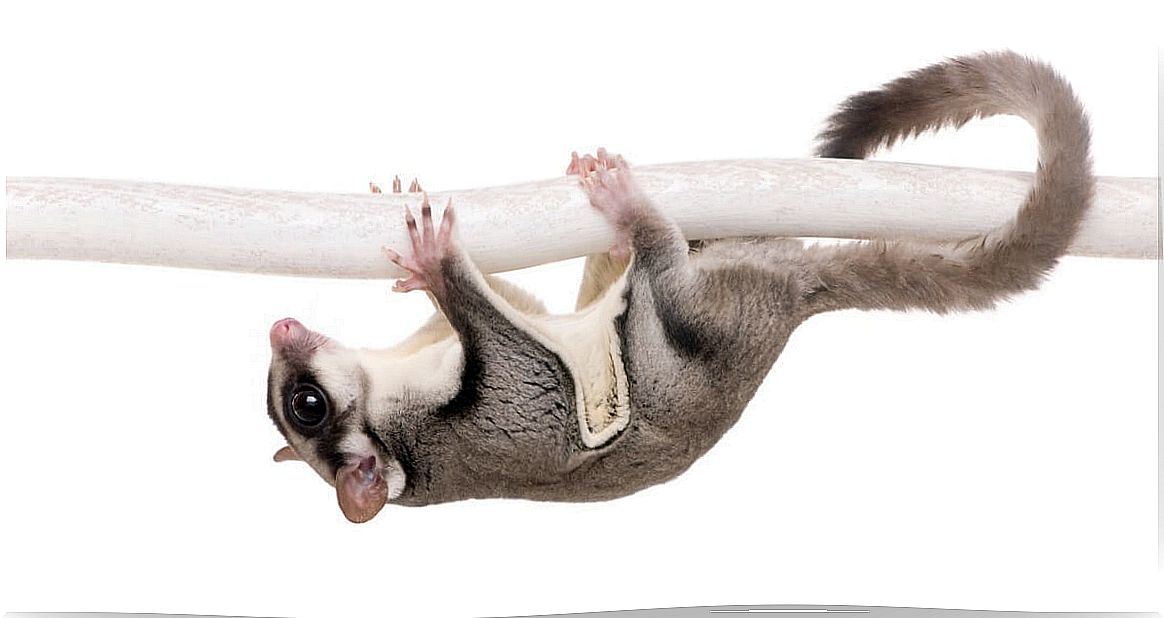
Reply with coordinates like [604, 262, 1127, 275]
[474, 267, 635, 451]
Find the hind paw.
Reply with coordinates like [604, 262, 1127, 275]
[568, 148, 640, 258]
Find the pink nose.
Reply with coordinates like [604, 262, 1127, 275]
[270, 317, 306, 348]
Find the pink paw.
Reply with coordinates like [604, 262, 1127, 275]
[382, 193, 457, 294]
[567, 148, 638, 259]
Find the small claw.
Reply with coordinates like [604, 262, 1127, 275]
[392, 175, 402, 193]
[404, 206, 421, 250]
[438, 201, 456, 242]
[382, 247, 419, 272]
[409, 178, 422, 193]
[381, 246, 401, 263]
[567, 151, 580, 175]
[369, 182, 382, 194]
[420, 197, 435, 242]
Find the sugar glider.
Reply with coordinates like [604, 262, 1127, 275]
[266, 51, 1093, 523]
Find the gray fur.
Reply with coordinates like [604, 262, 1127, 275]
[266, 51, 1094, 514]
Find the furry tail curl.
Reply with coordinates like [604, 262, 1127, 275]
[803, 51, 1094, 315]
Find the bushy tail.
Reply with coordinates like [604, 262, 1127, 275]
[803, 51, 1095, 315]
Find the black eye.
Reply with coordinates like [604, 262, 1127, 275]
[287, 383, 329, 428]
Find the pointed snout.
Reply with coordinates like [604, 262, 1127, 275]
[270, 317, 307, 349]
[269, 317, 334, 355]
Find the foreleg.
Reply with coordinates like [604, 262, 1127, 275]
[381, 195, 572, 416]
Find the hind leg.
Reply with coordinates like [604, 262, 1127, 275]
[571, 150, 803, 364]
[570, 150, 733, 357]
[575, 251, 629, 310]
[570, 150, 801, 450]
[569, 149, 689, 269]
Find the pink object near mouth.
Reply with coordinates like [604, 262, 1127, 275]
[336, 455, 388, 523]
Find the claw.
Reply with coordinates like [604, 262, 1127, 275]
[370, 182, 383, 194]
[381, 246, 401, 263]
[409, 178, 422, 193]
[438, 200, 455, 243]
[404, 206, 421, 250]
[569, 149, 628, 178]
[383, 192, 458, 297]
[420, 195, 435, 243]
[392, 176, 402, 193]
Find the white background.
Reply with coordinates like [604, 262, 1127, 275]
[2, 1, 1159, 617]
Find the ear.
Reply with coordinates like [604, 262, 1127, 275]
[273, 445, 302, 462]
[335, 456, 388, 523]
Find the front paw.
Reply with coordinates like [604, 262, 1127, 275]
[382, 193, 457, 295]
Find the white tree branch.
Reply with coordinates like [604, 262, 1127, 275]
[6, 158, 1159, 279]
